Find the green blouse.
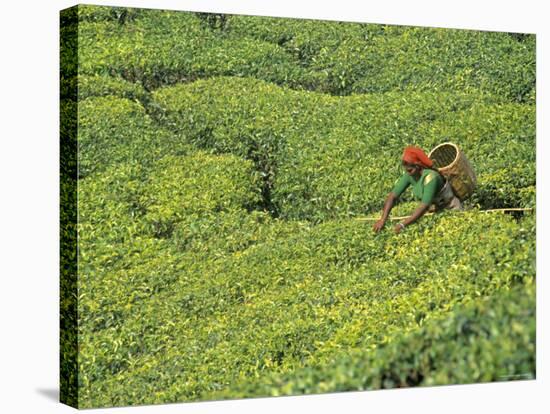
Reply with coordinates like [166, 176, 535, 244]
[391, 168, 444, 205]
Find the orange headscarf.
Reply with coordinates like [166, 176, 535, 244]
[402, 146, 433, 169]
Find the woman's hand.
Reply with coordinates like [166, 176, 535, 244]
[394, 222, 405, 234]
[373, 193, 397, 233]
[373, 219, 386, 233]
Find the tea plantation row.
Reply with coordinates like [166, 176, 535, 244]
[65, 6, 535, 102]
[207, 280, 535, 399]
[77, 77, 534, 223]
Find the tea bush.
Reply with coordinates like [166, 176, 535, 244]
[138, 153, 262, 238]
[417, 102, 535, 208]
[223, 16, 536, 100]
[77, 4, 144, 24]
[77, 152, 263, 331]
[152, 77, 337, 215]
[77, 96, 192, 178]
[226, 15, 375, 67]
[225, 15, 535, 100]
[78, 74, 149, 103]
[78, 10, 310, 91]
[346, 27, 535, 103]
[77, 152, 263, 246]
[208, 280, 535, 398]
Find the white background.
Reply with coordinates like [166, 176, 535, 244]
[0, 0, 547, 412]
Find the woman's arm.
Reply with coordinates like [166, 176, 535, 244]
[373, 192, 397, 233]
[394, 202, 430, 233]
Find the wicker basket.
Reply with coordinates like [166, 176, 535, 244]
[428, 142, 476, 200]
